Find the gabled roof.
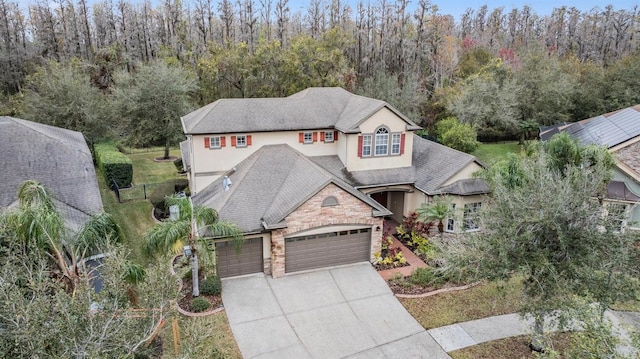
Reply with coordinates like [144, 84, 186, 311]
[192, 144, 391, 233]
[181, 87, 421, 135]
[309, 135, 488, 196]
[540, 105, 640, 148]
[0, 117, 103, 230]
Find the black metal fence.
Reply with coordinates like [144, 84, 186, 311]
[111, 180, 169, 202]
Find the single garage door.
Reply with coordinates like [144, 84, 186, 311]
[285, 228, 371, 273]
[216, 237, 263, 278]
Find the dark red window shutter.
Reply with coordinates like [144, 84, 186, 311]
[220, 136, 226, 147]
[231, 136, 237, 147]
[334, 131, 338, 141]
[357, 135, 363, 157]
[400, 133, 406, 155]
[247, 135, 252, 146]
[313, 132, 318, 142]
[299, 133, 304, 143]
[204, 137, 210, 148]
[320, 131, 325, 141]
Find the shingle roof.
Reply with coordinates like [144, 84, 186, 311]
[309, 135, 489, 195]
[540, 105, 640, 148]
[181, 87, 421, 135]
[179, 140, 191, 171]
[433, 179, 491, 196]
[0, 117, 103, 230]
[192, 144, 391, 233]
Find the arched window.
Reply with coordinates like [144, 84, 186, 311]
[321, 196, 339, 207]
[374, 127, 389, 156]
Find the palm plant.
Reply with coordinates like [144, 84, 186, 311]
[0, 180, 123, 291]
[143, 195, 243, 297]
[416, 196, 454, 237]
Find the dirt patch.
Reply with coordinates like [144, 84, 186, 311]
[153, 156, 178, 162]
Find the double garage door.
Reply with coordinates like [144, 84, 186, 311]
[285, 228, 372, 273]
[215, 237, 263, 278]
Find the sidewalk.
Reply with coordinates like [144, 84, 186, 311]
[427, 310, 640, 355]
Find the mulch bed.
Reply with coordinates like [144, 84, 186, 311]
[388, 280, 467, 295]
[178, 276, 223, 312]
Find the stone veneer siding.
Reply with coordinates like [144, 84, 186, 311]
[270, 183, 383, 278]
[615, 141, 640, 176]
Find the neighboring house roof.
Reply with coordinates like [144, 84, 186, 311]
[309, 135, 487, 196]
[192, 144, 391, 233]
[540, 105, 640, 148]
[0, 117, 103, 230]
[181, 87, 421, 135]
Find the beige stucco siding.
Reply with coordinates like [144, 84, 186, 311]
[345, 108, 414, 171]
[441, 162, 483, 186]
[189, 130, 339, 192]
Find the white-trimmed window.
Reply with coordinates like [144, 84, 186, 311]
[236, 135, 247, 147]
[358, 126, 404, 158]
[303, 132, 314, 144]
[463, 202, 482, 231]
[210, 136, 221, 149]
[446, 203, 456, 232]
[324, 131, 334, 143]
[375, 127, 389, 156]
[205, 136, 225, 149]
[362, 135, 372, 157]
[391, 133, 401, 155]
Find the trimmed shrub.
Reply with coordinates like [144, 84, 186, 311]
[94, 142, 133, 188]
[148, 179, 190, 219]
[174, 178, 189, 193]
[174, 157, 184, 173]
[200, 276, 222, 296]
[409, 267, 445, 288]
[191, 297, 210, 312]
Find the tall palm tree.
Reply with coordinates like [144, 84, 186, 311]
[416, 195, 454, 238]
[143, 195, 243, 297]
[1, 180, 123, 290]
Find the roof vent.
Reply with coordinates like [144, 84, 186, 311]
[222, 176, 232, 191]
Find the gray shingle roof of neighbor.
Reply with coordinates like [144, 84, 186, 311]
[192, 144, 391, 233]
[181, 87, 422, 135]
[540, 105, 640, 148]
[0, 117, 103, 230]
[309, 135, 488, 196]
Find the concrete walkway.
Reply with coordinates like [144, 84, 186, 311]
[428, 310, 640, 355]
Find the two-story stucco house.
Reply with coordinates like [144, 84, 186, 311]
[180, 87, 489, 278]
[541, 104, 640, 231]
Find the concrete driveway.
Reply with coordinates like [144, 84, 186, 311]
[221, 263, 451, 359]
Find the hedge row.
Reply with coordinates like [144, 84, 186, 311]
[94, 142, 133, 188]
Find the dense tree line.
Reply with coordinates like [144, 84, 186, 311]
[1, 0, 639, 146]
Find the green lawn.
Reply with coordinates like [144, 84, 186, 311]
[399, 277, 524, 329]
[472, 142, 523, 166]
[98, 148, 182, 264]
